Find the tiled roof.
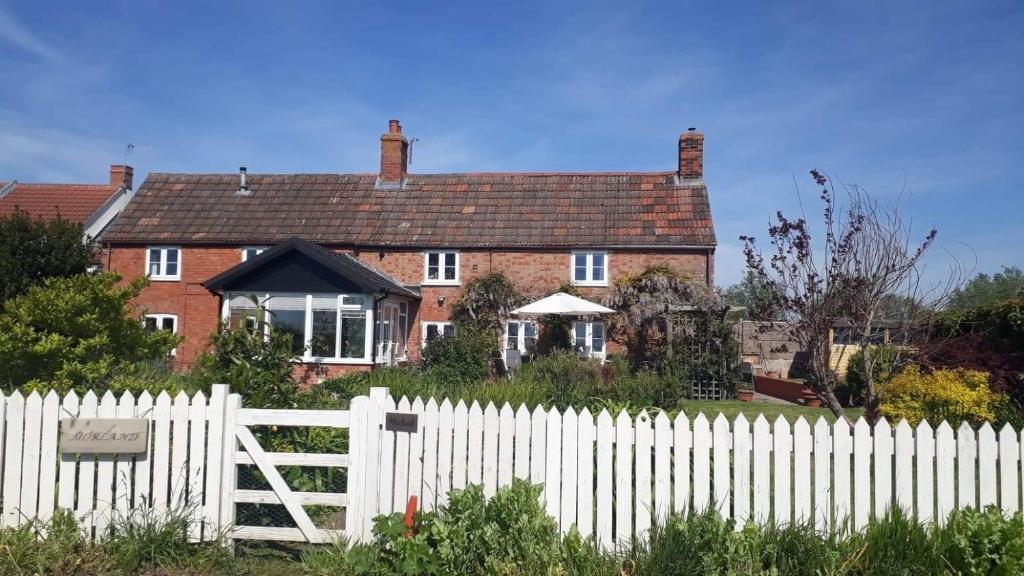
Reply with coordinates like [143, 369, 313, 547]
[0, 182, 119, 224]
[102, 172, 716, 249]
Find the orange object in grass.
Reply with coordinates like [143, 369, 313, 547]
[404, 495, 418, 537]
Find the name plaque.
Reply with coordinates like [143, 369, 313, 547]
[385, 412, 419, 434]
[60, 418, 149, 454]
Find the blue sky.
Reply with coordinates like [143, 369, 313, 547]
[1, 1, 1021, 287]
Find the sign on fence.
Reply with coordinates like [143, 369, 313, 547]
[385, 411, 419, 433]
[59, 418, 150, 454]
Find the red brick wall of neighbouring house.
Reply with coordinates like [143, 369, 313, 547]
[106, 245, 714, 374]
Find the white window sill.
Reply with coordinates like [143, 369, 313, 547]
[149, 276, 181, 282]
[296, 357, 373, 365]
[422, 280, 461, 287]
[571, 280, 608, 287]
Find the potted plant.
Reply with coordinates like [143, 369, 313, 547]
[801, 387, 822, 408]
[737, 381, 755, 402]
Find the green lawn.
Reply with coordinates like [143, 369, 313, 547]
[676, 399, 864, 424]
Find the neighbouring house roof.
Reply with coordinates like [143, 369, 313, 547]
[101, 172, 716, 249]
[203, 237, 420, 298]
[0, 182, 120, 224]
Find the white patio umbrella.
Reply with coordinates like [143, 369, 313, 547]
[511, 292, 615, 316]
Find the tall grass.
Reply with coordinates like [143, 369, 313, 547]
[0, 505, 238, 576]
[318, 352, 694, 414]
[5, 492, 1024, 575]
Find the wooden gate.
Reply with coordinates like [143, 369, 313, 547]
[226, 400, 355, 544]
[222, 387, 391, 544]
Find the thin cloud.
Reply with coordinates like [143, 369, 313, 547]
[0, 8, 63, 62]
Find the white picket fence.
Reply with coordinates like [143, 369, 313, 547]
[360, 392, 1023, 548]
[0, 387, 240, 541]
[1, 386, 1022, 549]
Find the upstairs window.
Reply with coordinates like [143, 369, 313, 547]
[146, 247, 181, 281]
[424, 251, 459, 285]
[571, 251, 607, 286]
[241, 247, 268, 262]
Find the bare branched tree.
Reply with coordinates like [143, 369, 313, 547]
[742, 171, 958, 422]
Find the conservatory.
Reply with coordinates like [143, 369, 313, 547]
[204, 237, 419, 367]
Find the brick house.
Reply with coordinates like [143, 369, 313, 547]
[100, 120, 716, 381]
[1, 164, 136, 240]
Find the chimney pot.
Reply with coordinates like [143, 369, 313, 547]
[380, 119, 409, 182]
[239, 167, 248, 193]
[109, 164, 134, 190]
[678, 128, 704, 181]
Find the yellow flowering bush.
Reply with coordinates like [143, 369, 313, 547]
[880, 365, 1002, 427]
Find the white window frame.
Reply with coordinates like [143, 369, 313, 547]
[145, 246, 181, 281]
[504, 320, 538, 355]
[240, 246, 269, 262]
[572, 321, 606, 360]
[221, 292, 374, 365]
[143, 313, 178, 356]
[421, 321, 454, 348]
[423, 251, 460, 286]
[570, 251, 609, 287]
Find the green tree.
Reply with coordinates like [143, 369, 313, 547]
[0, 273, 178, 392]
[721, 270, 784, 320]
[0, 209, 95, 303]
[607, 265, 735, 376]
[949, 266, 1024, 310]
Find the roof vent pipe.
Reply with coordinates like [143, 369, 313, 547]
[236, 166, 250, 196]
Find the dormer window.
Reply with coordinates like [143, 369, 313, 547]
[424, 251, 459, 285]
[241, 247, 268, 262]
[571, 251, 608, 286]
[146, 247, 181, 281]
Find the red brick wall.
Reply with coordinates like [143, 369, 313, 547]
[107, 245, 713, 372]
[753, 374, 812, 404]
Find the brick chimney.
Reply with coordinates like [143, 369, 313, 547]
[109, 164, 134, 190]
[678, 128, 703, 181]
[380, 119, 409, 183]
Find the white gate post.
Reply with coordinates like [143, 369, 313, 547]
[345, 387, 389, 543]
[218, 390, 241, 548]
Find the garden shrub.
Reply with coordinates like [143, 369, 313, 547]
[518, 350, 602, 408]
[192, 311, 300, 409]
[0, 273, 179, 393]
[841, 345, 902, 406]
[420, 325, 494, 386]
[304, 481, 570, 576]
[880, 365, 1003, 427]
[936, 506, 1024, 575]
